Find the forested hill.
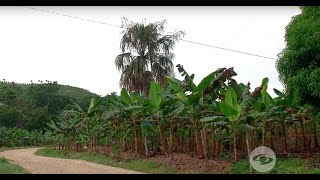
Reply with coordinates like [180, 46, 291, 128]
[0, 81, 99, 130]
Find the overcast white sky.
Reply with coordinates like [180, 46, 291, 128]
[0, 6, 301, 97]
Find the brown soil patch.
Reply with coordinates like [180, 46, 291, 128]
[146, 153, 231, 174]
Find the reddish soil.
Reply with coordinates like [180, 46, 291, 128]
[94, 146, 232, 173]
[145, 153, 231, 174]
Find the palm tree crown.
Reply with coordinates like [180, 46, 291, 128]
[115, 18, 184, 94]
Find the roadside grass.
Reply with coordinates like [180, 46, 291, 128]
[0, 146, 35, 174]
[36, 148, 177, 174]
[231, 156, 320, 174]
[0, 158, 29, 174]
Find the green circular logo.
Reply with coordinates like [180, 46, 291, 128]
[250, 146, 276, 172]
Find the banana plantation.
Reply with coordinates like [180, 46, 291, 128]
[42, 65, 319, 164]
[0, 7, 319, 174]
[0, 127, 45, 147]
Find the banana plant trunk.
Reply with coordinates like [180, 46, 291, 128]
[211, 128, 216, 157]
[216, 126, 222, 157]
[239, 133, 243, 154]
[169, 121, 174, 160]
[144, 135, 148, 158]
[158, 121, 167, 155]
[203, 128, 209, 157]
[188, 131, 191, 153]
[295, 123, 298, 149]
[312, 117, 319, 148]
[180, 133, 183, 153]
[201, 127, 209, 168]
[192, 116, 204, 159]
[300, 117, 308, 151]
[86, 120, 91, 151]
[233, 129, 238, 161]
[281, 120, 288, 153]
[133, 120, 138, 154]
[262, 121, 266, 148]
[269, 128, 275, 150]
[246, 132, 253, 174]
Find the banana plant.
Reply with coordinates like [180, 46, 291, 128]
[146, 81, 168, 155]
[56, 97, 102, 150]
[250, 78, 273, 149]
[163, 95, 186, 160]
[120, 88, 142, 154]
[219, 87, 241, 161]
[167, 71, 216, 159]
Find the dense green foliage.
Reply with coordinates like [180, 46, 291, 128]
[0, 81, 98, 131]
[0, 106, 23, 128]
[45, 65, 320, 174]
[276, 7, 320, 107]
[0, 127, 47, 147]
[0, 81, 99, 148]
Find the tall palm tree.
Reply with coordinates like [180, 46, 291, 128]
[115, 18, 184, 94]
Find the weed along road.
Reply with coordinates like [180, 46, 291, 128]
[0, 148, 144, 174]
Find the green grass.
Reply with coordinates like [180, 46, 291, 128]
[36, 148, 177, 174]
[231, 157, 320, 174]
[0, 158, 29, 174]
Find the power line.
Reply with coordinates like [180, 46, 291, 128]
[21, 6, 277, 60]
[22, 6, 122, 28]
[179, 39, 277, 60]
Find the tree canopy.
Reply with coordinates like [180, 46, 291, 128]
[276, 6, 320, 107]
[115, 18, 184, 94]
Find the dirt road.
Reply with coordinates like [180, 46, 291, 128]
[0, 148, 144, 174]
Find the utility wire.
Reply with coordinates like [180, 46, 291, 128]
[23, 6, 122, 28]
[21, 6, 278, 60]
[179, 39, 277, 60]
